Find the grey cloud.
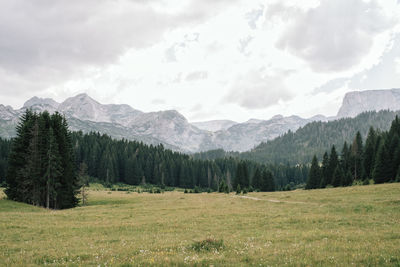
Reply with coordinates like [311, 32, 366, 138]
[238, 36, 254, 55]
[190, 103, 203, 112]
[348, 35, 400, 90]
[245, 5, 264, 29]
[312, 34, 400, 96]
[185, 71, 208, 82]
[313, 77, 349, 94]
[151, 98, 166, 105]
[0, 0, 239, 97]
[277, 0, 393, 72]
[224, 69, 293, 109]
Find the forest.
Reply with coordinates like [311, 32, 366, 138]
[194, 110, 400, 165]
[306, 116, 400, 189]
[0, 111, 310, 198]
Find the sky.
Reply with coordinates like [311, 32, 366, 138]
[1, 0, 400, 123]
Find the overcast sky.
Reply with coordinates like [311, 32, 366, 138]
[1, 0, 400, 122]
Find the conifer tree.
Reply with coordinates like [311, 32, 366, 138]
[327, 146, 339, 186]
[363, 127, 377, 179]
[320, 152, 330, 188]
[351, 131, 364, 180]
[44, 127, 63, 209]
[342, 170, 353, 187]
[261, 169, 275, 192]
[372, 141, 391, 184]
[332, 166, 344, 187]
[306, 155, 321, 189]
[252, 168, 262, 190]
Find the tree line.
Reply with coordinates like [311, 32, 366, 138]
[0, 131, 309, 193]
[70, 131, 285, 192]
[306, 116, 400, 189]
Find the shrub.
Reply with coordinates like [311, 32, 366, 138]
[236, 184, 241, 195]
[191, 238, 224, 252]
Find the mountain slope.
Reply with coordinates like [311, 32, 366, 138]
[337, 88, 400, 118]
[0, 94, 330, 152]
[240, 110, 400, 164]
[192, 120, 237, 132]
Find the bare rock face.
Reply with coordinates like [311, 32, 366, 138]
[337, 89, 400, 118]
[192, 120, 237, 132]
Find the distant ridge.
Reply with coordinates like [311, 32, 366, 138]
[1, 88, 400, 153]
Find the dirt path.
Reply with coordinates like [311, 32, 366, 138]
[233, 195, 310, 204]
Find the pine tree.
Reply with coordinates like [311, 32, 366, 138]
[327, 146, 339, 186]
[363, 127, 377, 179]
[332, 166, 344, 187]
[44, 127, 63, 209]
[252, 168, 262, 190]
[351, 131, 364, 181]
[262, 170, 275, 192]
[372, 141, 391, 184]
[342, 170, 353, 187]
[306, 155, 321, 189]
[78, 162, 89, 206]
[320, 152, 329, 188]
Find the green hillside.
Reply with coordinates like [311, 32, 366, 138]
[242, 110, 400, 164]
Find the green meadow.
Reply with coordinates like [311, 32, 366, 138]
[0, 184, 399, 266]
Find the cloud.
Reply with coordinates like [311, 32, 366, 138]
[185, 71, 208, 81]
[224, 69, 293, 109]
[0, 0, 240, 100]
[277, 0, 393, 72]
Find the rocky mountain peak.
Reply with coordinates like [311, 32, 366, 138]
[337, 88, 400, 118]
[23, 96, 59, 109]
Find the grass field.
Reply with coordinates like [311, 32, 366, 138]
[0, 184, 400, 266]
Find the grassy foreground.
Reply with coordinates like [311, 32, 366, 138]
[0, 184, 399, 266]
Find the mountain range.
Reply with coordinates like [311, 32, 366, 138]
[1, 88, 400, 152]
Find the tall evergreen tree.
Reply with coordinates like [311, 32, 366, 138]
[332, 166, 344, 187]
[363, 127, 377, 179]
[306, 155, 321, 189]
[327, 146, 339, 186]
[372, 141, 391, 184]
[252, 168, 262, 190]
[320, 152, 330, 188]
[351, 131, 364, 181]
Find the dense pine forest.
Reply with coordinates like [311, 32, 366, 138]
[0, 112, 310, 196]
[306, 116, 400, 189]
[70, 131, 308, 191]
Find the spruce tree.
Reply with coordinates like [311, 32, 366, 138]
[372, 141, 391, 184]
[320, 152, 329, 188]
[252, 168, 262, 190]
[327, 146, 339, 186]
[44, 127, 63, 209]
[351, 131, 364, 181]
[332, 166, 344, 187]
[363, 127, 376, 179]
[306, 155, 321, 189]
